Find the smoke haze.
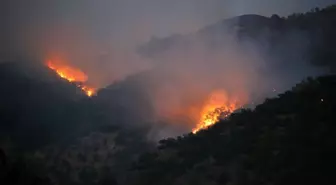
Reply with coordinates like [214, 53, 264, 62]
[1, 0, 332, 139]
[135, 22, 325, 139]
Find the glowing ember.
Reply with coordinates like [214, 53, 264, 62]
[46, 60, 96, 97]
[192, 90, 238, 133]
[80, 85, 95, 97]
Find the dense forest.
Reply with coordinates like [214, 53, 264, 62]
[1, 5, 336, 185]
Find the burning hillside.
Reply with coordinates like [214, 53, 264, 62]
[192, 90, 241, 133]
[46, 60, 96, 97]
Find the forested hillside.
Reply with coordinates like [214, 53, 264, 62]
[127, 75, 336, 185]
[1, 5, 336, 185]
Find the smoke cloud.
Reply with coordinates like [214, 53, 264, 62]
[134, 19, 325, 140]
[1, 0, 331, 140]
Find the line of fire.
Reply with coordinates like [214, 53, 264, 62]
[46, 60, 243, 133]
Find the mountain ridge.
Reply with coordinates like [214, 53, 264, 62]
[1, 4, 336, 185]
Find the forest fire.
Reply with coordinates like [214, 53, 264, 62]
[46, 60, 96, 97]
[192, 90, 239, 133]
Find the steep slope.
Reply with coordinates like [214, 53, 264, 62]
[2, 74, 335, 185]
[0, 61, 92, 150]
[0, 62, 153, 185]
[1, 5, 336, 185]
[128, 75, 336, 185]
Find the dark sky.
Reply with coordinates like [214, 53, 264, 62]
[3, 0, 336, 44]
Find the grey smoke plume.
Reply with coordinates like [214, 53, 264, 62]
[133, 16, 325, 140]
[1, 0, 331, 140]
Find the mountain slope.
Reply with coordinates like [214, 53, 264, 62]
[128, 75, 336, 185]
[138, 5, 336, 72]
[1, 5, 336, 185]
[0, 61, 92, 150]
[2, 74, 335, 185]
[0, 62, 153, 185]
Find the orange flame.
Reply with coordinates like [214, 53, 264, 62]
[46, 60, 96, 97]
[192, 90, 239, 133]
[80, 85, 95, 97]
[47, 60, 88, 82]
